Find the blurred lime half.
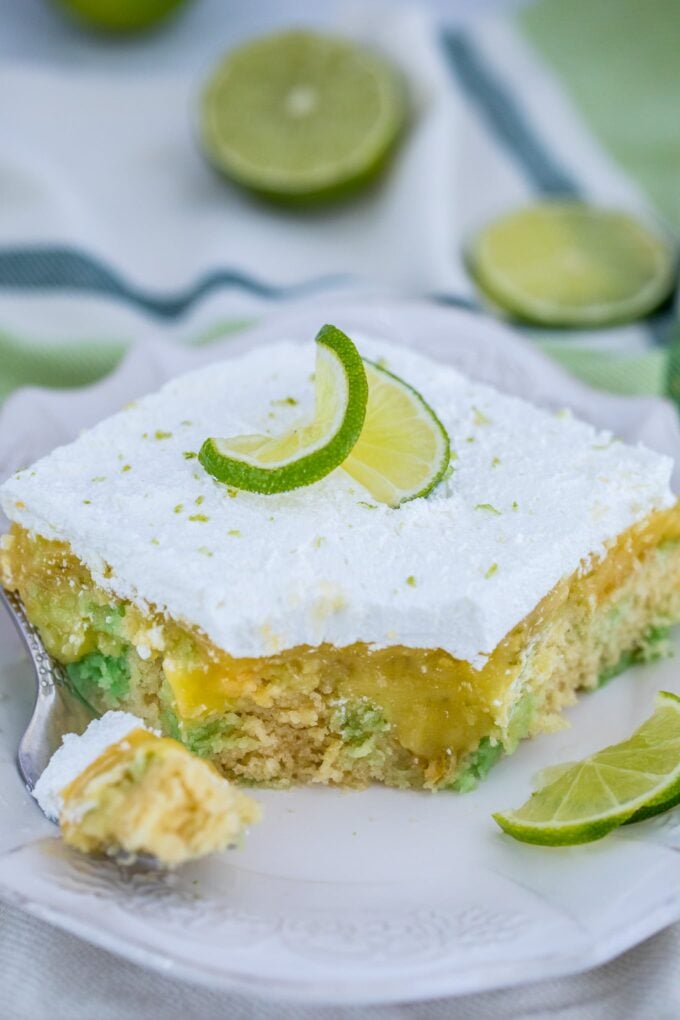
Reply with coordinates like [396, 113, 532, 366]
[470, 202, 676, 327]
[199, 30, 406, 204]
[54, 0, 191, 32]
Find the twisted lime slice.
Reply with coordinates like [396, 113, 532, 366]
[199, 325, 368, 495]
[494, 691, 680, 846]
[343, 360, 450, 507]
[199, 30, 406, 204]
[470, 203, 675, 327]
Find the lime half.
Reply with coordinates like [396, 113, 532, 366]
[470, 203, 676, 327]
[199, 30, 406, 204]
[493, 691, 680, 846]
[343, 360, 450, 507]
[199, 325, 368, 495]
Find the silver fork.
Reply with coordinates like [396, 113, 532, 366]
[2, 589, 165, 868]
[2, 588, 95, 793]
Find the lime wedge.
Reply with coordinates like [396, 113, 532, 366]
[470, 202, 676, 327]
[493, 691, 680, 846]
[342, 360, 450, 507]
[54, 0, 190, 32]
[199, 325, 368, 494]
[199, 31, 406, 204]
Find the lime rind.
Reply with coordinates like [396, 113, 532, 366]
[494, 690, 680, 846]
[625, 690, 680, 823]
[342, 358, 451, 507]
[199, 324, 368, 495]
[470, 202, 676, 328]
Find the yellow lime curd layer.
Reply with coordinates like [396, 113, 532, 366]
[3, 505, 680, 766]
[61, 727, 172, 810]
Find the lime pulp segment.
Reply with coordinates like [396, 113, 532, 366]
[470, 202, 676, 327]
[342, 359, 450, 507]
[199, 30, 406, 203]
[493, 691, 680, 846]
[198, 325, 368, 494]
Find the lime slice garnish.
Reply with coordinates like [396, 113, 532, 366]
[343, 360, 450, 507]
[199, 325, 368, 495]
[493, 691, 680, 846]
[54, 0, 191, 32]
[470, 202, 676, 327]
[199, 30, 406, 204]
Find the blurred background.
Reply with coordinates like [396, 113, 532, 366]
[0, 0, 678, 406]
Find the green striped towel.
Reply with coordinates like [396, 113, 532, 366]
[0, 0, 677, 405]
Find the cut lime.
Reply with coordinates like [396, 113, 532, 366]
[342, 360, 450, 507]
[199, 30, 406, 204]
[199, 325, 368, 494]
[470, 202, 676, 327]
[493, 691, 680, 846]
[54, 0, 191, 32]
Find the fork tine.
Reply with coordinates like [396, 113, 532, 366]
[1, 589, 95, 791]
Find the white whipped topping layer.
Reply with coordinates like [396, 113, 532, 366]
[33, 711, 153, 821]
[2, 337, 674, 667]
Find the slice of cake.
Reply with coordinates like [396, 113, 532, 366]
[33, 711, 260, 867]
[2, 336, 679, 791]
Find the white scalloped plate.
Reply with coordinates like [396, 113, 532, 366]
[1, 300, 679, 1004]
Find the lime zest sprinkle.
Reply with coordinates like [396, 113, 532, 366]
[472, 406, 491, 426]
[227, 529, 241, 536]
[82, 499, 92, 505]
[198, 546, 213, 557]
[173, 504, 184, 514]
[358, 501, 378, 510]
[155, 430, 172, 440]
[491, 456, 501, 467]
[150, 537, 160, 545]
[91, 476, 106, 483]
[181, 419, 193, 426]
[512, 500, 519, 511]
[121, 464, 132, 472]
[485, 562, 498, 579]
[475, 503, 501, 515]
[406, 575, 417, 587]
[189, 513, 209, 523]
[466, 436, 475, 443]
[183, 451, 197, 460]
[195, 495, 205, 505]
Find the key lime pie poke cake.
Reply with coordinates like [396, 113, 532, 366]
[2, 325, 679, 791]
[34, 711, 260, 867]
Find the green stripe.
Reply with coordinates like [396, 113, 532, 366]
[0, 318, 254, 403]
[538, 342, 666, 397]
[440, 30, 580, 196]
[518, 0, 680, 232]
[0, 247, 352, 319]
[0, 331, 126, 402]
